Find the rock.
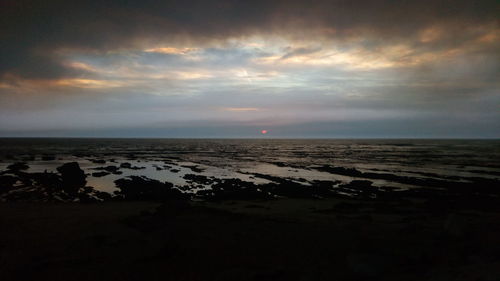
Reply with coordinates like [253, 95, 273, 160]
[7, 162, 29, 171]
[0, 175, 19, 194]
[181, 165, 204, 173]
[120, 162, 132, 169]
[94, 191, 112, 201]
[78, 193, 99, 203]
[338, 180, 378, 198]
[114, 176, 188, 201]
[263, 182, 316, 198]
[102, 165, 119, 172]
[92, 171, 110, 177]
[119, 162, 145, 170]
[93, 165, 124, 174]
[56, 162, 87, 195]
[197, 178, 271, 200]
[316, 165, 363, 177]
[183, 174, 214, 185]
[29, 171, 63, 192]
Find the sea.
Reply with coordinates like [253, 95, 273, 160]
[0, 138, 499, 194]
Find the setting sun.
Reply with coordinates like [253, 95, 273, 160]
[261, 130, 268, 134]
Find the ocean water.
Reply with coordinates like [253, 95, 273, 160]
[0, 138, 499, 193]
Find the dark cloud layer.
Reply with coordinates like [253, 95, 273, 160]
[1, 0, 498, 80]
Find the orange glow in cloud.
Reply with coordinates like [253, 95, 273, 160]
[144, 47, 197, 55]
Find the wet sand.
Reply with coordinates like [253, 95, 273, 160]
[1, 198, 500, 281]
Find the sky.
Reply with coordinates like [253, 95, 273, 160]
[0, 0, 499, 138]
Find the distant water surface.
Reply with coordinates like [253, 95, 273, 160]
[0, 138, 499, 193]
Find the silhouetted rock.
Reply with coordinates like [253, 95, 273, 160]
[0, 175, 18, 194]
[337, 180, 378, 198]
[102, 166, 119, 172]
[183, 174, 214, 185]
[94, 191, 113, 201]
[120, 162, 132, 168]
[114, 176, 188, 201]
[315, 165, 500, 195]
[316, 165, 363, 177]
[273, 161, 287, 167]
[181, 165, 204, 173]
[7, 162, 29, 171]
[249, 176, 339, 198]
[119, 162, 145, 170]
[78, 193, 99, 203]
[92, 171, 110, 177]
[263, 182, 317, 198]
[29, 171, 63, 192]
[197, 178, 271, 200]
[93, 165, 124, 174]
[57, 162, 87, 195]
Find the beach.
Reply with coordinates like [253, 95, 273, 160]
[1, 138, 499, 280]
[1, 198, 500, 281]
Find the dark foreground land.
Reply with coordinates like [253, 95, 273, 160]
[1, 198, 500, 281]
[1, 139, 499, 280]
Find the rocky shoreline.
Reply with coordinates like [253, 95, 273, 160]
[2, 161, 500, 212]
[1, 139, 499, 280]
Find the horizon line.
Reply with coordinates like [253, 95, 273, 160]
[0, 136, 498, 140]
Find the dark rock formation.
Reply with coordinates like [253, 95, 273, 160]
[181, 165, 204, 173]
[92, 171, 110, 177]
[183, 174, 214, 185]
[57, 162, 87, 195]
[119, 162, 145, 170]
[7, 162, 29, 171]
[0, 175, 18, 194]
[114, 176, 188, 201]
[120, 162, 132, 168]
[197, 178, 271, 200]
[338, 180, 378, 198]
[94, 165, 124, 174]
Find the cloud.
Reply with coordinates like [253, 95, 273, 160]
[1, 0, 498, 80]
[281, 47, 322, 60]
[0, 0, 498, 137]
[144, 47, 198, 55]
